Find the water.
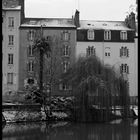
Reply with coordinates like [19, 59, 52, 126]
[2, 119, 138, 140]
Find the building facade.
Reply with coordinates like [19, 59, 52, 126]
[19, 19, 76, 95]
[75, 12, 137, 101]
[2, 0, 24, 95]
[2, 0, 138, 100]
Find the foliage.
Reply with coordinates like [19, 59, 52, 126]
[61, 55, 130, 121]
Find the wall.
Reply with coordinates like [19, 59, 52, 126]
[2, 10, 21, 95]
[76, 41, 137, 97]
[19, 27, 76, 95]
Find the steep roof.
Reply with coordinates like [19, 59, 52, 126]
[20, 18, 76, 28]
[78, 20, 134, 31]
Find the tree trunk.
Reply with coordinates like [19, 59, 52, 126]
[39, 49, 44, 94]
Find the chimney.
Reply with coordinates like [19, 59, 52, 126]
[125, 12, 136, 30]
[74, 10, 80, 27]
[19, 0, 25, 24]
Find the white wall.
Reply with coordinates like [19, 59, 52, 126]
[76, 41, 137, 97]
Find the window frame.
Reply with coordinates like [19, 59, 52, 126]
[86, 46, 96, 56]
[120, 46, 129, 57]
[7, 73, 13, 84]
[28, 60, 34, 72]
[120, 64, 129, 74]
[87, 29, 95, 40]
[8, 17, 14, 27]
[8, 35, 14, 45]
[120, 31, 127, 40]
[104, 30, 111, 40]
[28, 45, 34, 56]
[8, 53, 13, 64]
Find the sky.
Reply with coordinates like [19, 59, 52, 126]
[25, 0, 137, 21]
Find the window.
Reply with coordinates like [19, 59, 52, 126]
[120, 31, 127, 40]
[8, 35, 14, 45]
[7, 73, 13, 84]
[46, 52, 51, 58]
[28, 61, 34, 72]
[8, 54, 13, 64]
[27, 78, 35, 84]
[120, 64, 129, 74]
[28, 30, 35, 41]
[59, 83, 70, 91]
[104, 30, 111, 40]
[8, 17, 14, 27]
[62, 45, 70, 56]
[86, 46, 96, 56]
[62, 31, 70, 41]
[62, 61, 70, 73]
[28, 45, 34, 56]
[105, 47, 111, 57]
[87, 30, 94, 40]
[105, 52, 110, 56]
[120, 47, 129, 57]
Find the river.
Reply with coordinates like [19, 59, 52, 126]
[2, 119, 138, 140]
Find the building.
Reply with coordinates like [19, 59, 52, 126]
[19, 18, 76, 95]
[2, 0, 138, 101]
[75, 11, 137, 102]
[2, 0, 24, 95]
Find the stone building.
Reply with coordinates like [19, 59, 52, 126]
[2, 0, 24, 95]
[2, 0, 138, 101]
[75, 11, 137, 102]
[19, 19, 76, 95]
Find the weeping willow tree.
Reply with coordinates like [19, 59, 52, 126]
[62, 55, 129, 121]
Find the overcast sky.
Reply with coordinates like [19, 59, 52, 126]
[25, 0, 136, 21]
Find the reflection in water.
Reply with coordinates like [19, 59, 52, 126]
[2, 119, 138, 140]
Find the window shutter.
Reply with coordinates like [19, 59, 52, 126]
[27, 46, 29, 56]
[127, 49, 129, 57]
[61, 31, 63, 40]
[127, 66, 129, 74]
[68, 31, 71, 40]
[61, 46, 63, 56]
[86, 48, 88, 56]
[13, 74, 16, 84]
[3, 74, 7, 84]
[59, 83, 63, 90]
[27, 31, 30, 41]
[120, 48, 122, 57]
[120, 66, 122, 73]
[68, 46, 71, 56]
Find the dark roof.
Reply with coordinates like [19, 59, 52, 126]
[78, 20, 134, 31]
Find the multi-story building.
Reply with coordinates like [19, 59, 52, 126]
[19, 18, 76, 95]
[2, 0, 137, 101]
[75, 11, 137, 102]
[2, 0, 24, 95]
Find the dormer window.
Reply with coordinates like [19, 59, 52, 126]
[87, 30, 94, 40]
[120, 31, 127, 40]
[104, 30, 111, 40]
